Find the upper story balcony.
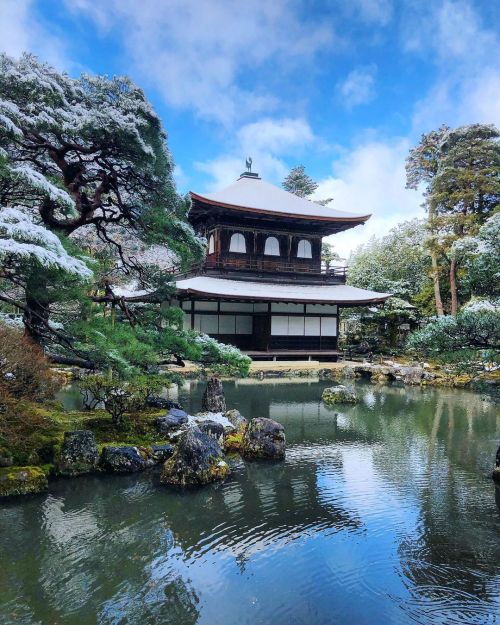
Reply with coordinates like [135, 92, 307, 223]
[179, 253, 348, 284]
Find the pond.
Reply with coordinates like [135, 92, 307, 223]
[1, 379, 499, 625]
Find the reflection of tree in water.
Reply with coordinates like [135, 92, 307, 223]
[163, 452, 362, 572]
[363, 388, 500, 618]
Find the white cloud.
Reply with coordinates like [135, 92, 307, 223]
[313, 139, 424, 259]
[66, 0, 335, 125]
[237, 118, 316, 155]
[406, 1, 500, 131]
[338, 65, 377, 108]
[196, 117, 318, 190]
[0, 0, 69, 69]
[348, 0, 393, 25]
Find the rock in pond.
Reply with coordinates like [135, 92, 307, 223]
[0, 466, 48, 498]
[202, 377, 226, 412]
[155, 408, 189, 434]
[151, 444, 175, 463]
[56, 430, 99, 476]
[322, 385, 358, 406]
[146, 396, 182, 410]
[160, 426, 229, 486]
[397, 366, 423, 385]
[224, 409, 248, 431]
[100, 446, 149, 473]
[198, 420, 225, 445]
[241, 418, 286, 460]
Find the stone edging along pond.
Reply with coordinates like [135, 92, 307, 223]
[0, 406, 287, 499]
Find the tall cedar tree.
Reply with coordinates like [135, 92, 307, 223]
[406, 124, 500, 315]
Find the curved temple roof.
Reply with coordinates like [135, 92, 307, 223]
[190, 175, 370, 223]
[176, 276, 390, 304]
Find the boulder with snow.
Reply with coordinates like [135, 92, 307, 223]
[224, 409, 247, 431]
[198, 420, 225, 445]
[155, 408, 189, 435]
[146, 396, 183, 410]
[160, 426, 229, 486]
[100, 446, 149, 473]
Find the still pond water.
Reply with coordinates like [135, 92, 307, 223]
[1, 379, 499, 625]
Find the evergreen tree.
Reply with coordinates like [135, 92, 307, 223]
[0, 53, 249, 375]
[282, 165, 319, 197]
[406, 124, 500, 315]
[348, 219, 431, 303]
[406, 125, 449, 316]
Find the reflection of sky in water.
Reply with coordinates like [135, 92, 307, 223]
[1, 380, 499, 625]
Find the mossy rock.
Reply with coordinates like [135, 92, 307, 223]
[161, 427, 229, 486]
[322, 385, 358, 406]
[0, 466, 48, 498]
[241, 418, 285, 460]
[224, 431, 244, 453]
[55, 430, 100, 477]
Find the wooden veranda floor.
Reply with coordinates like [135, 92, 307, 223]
[243, 350, 341, 361]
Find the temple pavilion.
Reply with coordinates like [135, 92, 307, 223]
[173, 169, 390, 360]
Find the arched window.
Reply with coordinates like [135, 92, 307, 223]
[264, 236, 280, 256]
[208, 234, 215, 254]
[297, 239, 312, 258]
[229, 232, 246, 253]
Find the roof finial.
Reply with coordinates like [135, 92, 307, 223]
[245, 156, 252, 173]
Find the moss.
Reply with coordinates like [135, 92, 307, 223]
[322, 386, 358, 406]
[1, 402, 169, 469]
[224, 432, 244, 453]
[0, 465, 48, 498]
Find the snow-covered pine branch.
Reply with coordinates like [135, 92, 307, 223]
[0, 207, 92, 278]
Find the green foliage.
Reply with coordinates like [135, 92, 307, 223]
[283, 165, 319, 198]
[407, 299, 500, 368]
[80, 374, 167, 426]
[348, 219, 431, 302]
[69, 308, 251, 378]
[452, 212, 500, 297]
[406, 123, 500, 313]
[341, 297, 418, 354]
[0, 53, 249, 376]
[321, 241, 341, 270]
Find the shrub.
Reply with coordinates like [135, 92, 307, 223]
[407, 299, 500, 370]
[0, 324, 60, 403]
[79, 374, 169, 426]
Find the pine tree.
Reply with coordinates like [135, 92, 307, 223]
[282, 165, 319, 197]
[0, 53, 250, 375]
[406, 123, 500, 315]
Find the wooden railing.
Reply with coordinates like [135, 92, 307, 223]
[178, 255, 348, 282]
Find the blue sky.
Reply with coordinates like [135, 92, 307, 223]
[1, 0, 499, 256]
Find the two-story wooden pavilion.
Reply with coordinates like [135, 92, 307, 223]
[174, 169, 390, 360]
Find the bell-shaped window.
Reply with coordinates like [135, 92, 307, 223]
[264, 236, 280, 256]
[229, 232, 246, 253]
[208, 234, 215, 254]
[297, 239, 312, 258]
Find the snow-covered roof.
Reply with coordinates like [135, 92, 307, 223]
[176, 276, 390, 304]
[190, 175, 370, 222]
